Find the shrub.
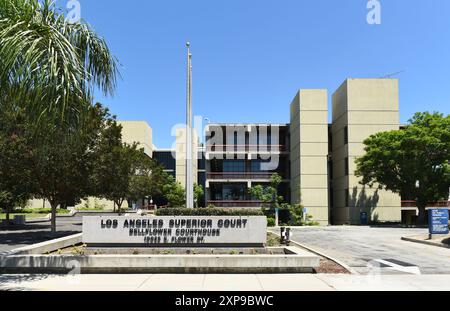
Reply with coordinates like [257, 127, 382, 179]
[77, 207, 105, 211]
[261, 207, 273, 217]
[81, 198, 106, 210]
[306, 221, 320, 226]
[12, 208, 70, 214]
[288, 204, 304, 225]
[267, 217, 276, 227]
[155, 208, 264, 216]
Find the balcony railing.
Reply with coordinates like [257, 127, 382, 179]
[401, 200, 450, 208]
[206, 145, 287, 152]
[207, 172, 282, 180]
[207, 200, 266, 208]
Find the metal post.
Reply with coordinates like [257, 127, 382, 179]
[185, 42, 194, 209]
[280, 227, 285, 244]
[285, 228, 291, 246]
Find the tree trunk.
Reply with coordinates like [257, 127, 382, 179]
[50, 201, 58, 233]
[417, 204, 427, 226]
[5, 207, 10, 227]
[116, 200, 122, 215]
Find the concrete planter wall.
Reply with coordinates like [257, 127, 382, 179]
[0, 246, 319, 274]
[4, 234, 82, 255]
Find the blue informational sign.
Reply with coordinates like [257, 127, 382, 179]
[428, 209, 449, 235]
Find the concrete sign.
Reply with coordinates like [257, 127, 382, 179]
[428, 209, 449, 235]
[82, 216, 267, 247]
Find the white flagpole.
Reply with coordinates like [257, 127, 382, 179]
[186, 42, 194, 208]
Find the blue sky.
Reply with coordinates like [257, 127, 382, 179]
[61, 0, 450, 148]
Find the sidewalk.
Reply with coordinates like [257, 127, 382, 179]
[1, 274, 450, 291]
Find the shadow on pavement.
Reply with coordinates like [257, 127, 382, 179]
[0, 229, 80, 247]
[0, 224, 51, 231]
[0, 274, 55, 291]
[369, 224, 428, 229]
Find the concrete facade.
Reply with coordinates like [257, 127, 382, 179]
[151, 78, 404, 225]
[82, 216, 267, 246]
[290, 90, 329, 225]
[118, 121, 153, 156]
[202, 123, 290, 208]
[331, 79, 401, 224]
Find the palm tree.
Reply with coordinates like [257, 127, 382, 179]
[0, 0, 118, 121]
[0, 0, 119, 232]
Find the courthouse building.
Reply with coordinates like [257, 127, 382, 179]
[31, 78, 422, 225]
[153, 78, 403, 225]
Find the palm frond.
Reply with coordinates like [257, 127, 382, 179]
[0, 0, 119, 123]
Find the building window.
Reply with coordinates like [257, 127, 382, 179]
[153, 151, 176, 170]
[222, 184, 246, 200]
[223, 160, 245, 172]
[344, 126, 348, 145]
[197, 157, 205, 170]
[250, 159, 272, 172]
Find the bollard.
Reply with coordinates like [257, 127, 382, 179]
[280, 227, 285, 244]
[285, 228, 291, 246]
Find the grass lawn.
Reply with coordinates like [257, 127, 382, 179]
[0, 213, 47, 220]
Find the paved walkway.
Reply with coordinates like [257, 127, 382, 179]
[1, 274, 450, 291]
[271, 226, 450, 275]
[0, 217, 82, 253]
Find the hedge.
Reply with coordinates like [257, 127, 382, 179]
[11, 208, 71, 214]
[155, 208, 264, 216]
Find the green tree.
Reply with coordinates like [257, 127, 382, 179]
[356, 112, 450, 224]
[0, 0, 118, 232]
[94, 142, 143, 214]
[93, 128, 165, 213]
[128, 156, 167, 206]
[163, 175, 186, 207]
[161, 175, 205, 208]
[194, 183, 204, 208]
[249, 173, 284, 208]
[0, 110, 35, 224]
[288, 204, 305, 226]
[89, 109, 123, 212]
[31, 103, 115, 232]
